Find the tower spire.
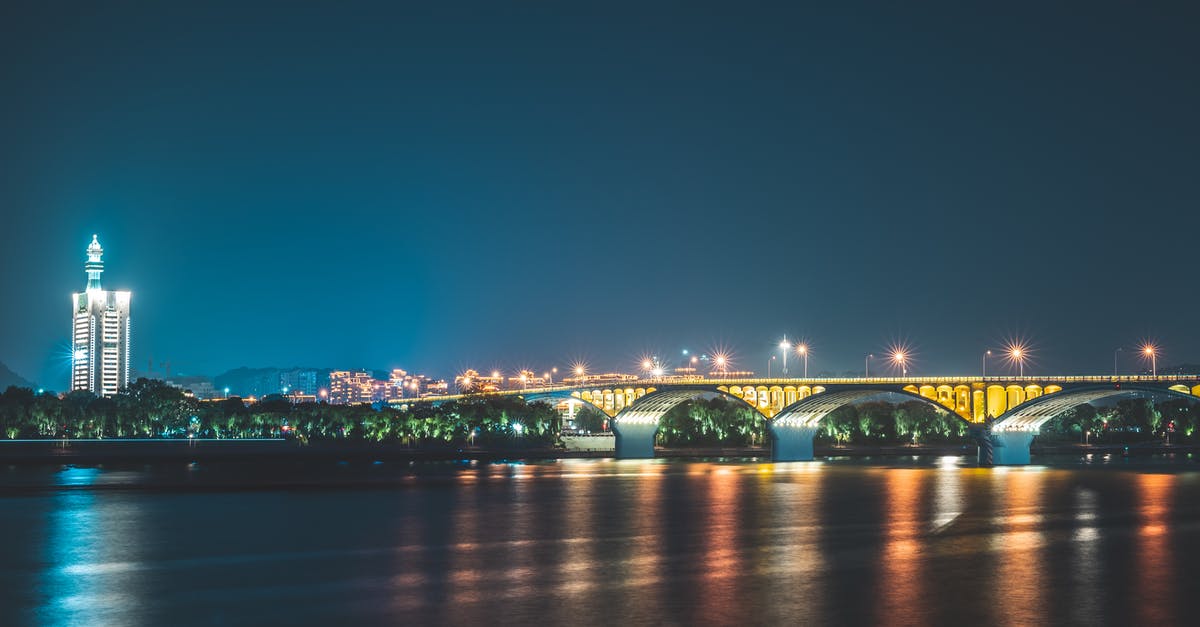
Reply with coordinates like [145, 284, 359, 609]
[85, 234, 104, 290]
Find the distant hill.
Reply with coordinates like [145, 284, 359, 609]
[0, 361, 35, 390]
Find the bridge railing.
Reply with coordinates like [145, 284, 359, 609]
[394, 375, 1200, 405]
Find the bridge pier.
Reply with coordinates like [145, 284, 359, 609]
[612, 421, 658, 459]
[991, 431, 1036, 465]
[769, 423, 819, 462]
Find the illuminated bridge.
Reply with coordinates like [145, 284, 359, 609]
[402, 375, 1200, 465]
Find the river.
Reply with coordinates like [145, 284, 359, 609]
[2, 455, 1198, 625]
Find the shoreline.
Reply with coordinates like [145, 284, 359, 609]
[0, 439, 1194, 465]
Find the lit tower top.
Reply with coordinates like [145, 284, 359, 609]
[85, 234, 104, 290]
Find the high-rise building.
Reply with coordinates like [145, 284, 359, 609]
[71, 235, 131, 397]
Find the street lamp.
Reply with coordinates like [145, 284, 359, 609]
[714, 354, 728, 377]
[865, 354, 874, 378]
[796, 344, 808, 378]
[768, 355, 776, 377]
[778, 338, 791, 376]
[1113, 347, 1123, 376]
[1010, 347, 1025, 377]
[892, 351, 907, 376]
[983, 350, 992, 377]
[1143, 345, 1157, 377]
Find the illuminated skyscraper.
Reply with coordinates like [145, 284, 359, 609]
[71, 235, 131, 397]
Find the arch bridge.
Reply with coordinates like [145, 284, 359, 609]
[403, 375, 1200, 465]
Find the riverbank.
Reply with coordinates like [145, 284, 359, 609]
[1, 438, 1194, 465]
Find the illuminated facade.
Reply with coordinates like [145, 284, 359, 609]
[70, 235, 131, 397]
[328, 370, 375, 405]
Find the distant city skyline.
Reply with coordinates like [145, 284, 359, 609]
[2, 2, 1198, 386]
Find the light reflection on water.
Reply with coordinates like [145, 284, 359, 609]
[1, 458, 1199, 626]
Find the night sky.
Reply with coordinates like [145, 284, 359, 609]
[3, 1, 1199, 387]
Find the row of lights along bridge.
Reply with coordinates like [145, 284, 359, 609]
[459, 339, 1163, 391]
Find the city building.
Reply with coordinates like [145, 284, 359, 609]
[561, 372, 640, 386]
[388, 369, 446, 398]
[279, 369, 319, 395]
[507, 369, 550, 389]
[455, 369, 504, 393]
[70, 235, 131, 397]
[328, 370, 376, 405]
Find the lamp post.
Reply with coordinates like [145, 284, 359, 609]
[1143, 345, 1157, 377]
[865, 354, 874, 378]
[983, 350, 992, 377]
[778, 338, 791, 376]
[768, 355, 776, 378]
[892, 351, 907, 377]
[797, 344, 808, 378]
[714, 355, 727, 378]
[1113, 347, 1123, 376]
[1010, 348, 1025, 377]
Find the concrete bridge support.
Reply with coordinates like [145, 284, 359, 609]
[768, 423, 820, 462]
[613, 421, 658, 459]
[990, 431, 1036, 465]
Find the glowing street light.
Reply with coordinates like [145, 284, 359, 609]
[1143, 344, 1158, 376]
[892, 351, 907, 376]
[865, 353, 874, 378]
[713, 353, 728, 377]
[796, 343, 808, 378]
[983, 350, 992, 377]
[1009, 347, 1025, 377]
[778, 337, 791, 376]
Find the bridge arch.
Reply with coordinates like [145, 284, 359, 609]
[611, 388, 767, 458]
[519, 388, 639, 418]
[990, 385, 1200, 464]
[769, 388, 969, 461]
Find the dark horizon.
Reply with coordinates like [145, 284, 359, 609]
[3, 1, 1199, 387]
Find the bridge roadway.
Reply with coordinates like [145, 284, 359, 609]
[399, 375, 1200, 465]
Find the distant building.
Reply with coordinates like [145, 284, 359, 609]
[389, 368, 450, 398]
[561, 373, 640, 386]
[507, 369, 550, 389]
[70, 235, 131, 397]
[455, 369, 504, 393]
[421, 379, 449, 397]
[279, 369, 319, 395]
[328, 370, 376, 404]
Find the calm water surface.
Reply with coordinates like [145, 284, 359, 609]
[2, 456, 1199, 626]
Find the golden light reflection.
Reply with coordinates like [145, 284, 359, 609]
[1135, 473, 1175, 626]
[991, 469, 1046, 626]
[760, 459, 825, 623]
[1070, 488, 1101, 625]
[876, 469, 927, 625]
[557, 460, 600, 602]
[620, 461, 667, 617]
[447, 467, 485, 610]
[696, 465, 740, 621]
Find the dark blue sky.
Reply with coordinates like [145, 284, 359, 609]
[3, 1, 1199, 387]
